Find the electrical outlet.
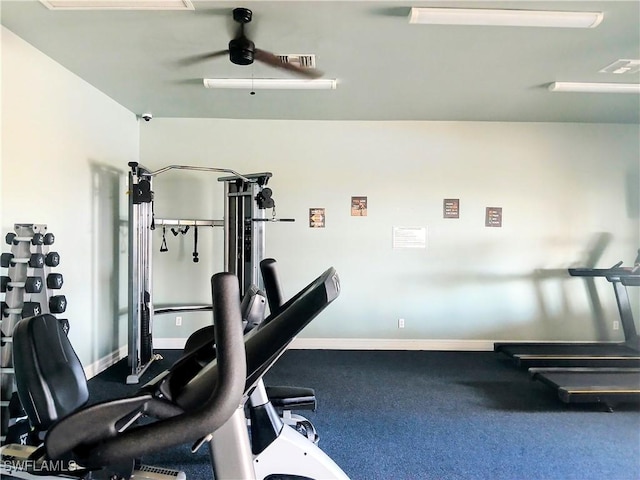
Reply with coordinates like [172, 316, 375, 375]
[176, 316, 182, 327]
[613, 320, 620, 330]
[398, 318, 405, 329]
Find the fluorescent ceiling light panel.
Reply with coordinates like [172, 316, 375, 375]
[203, 78, 337, 90]
[548, 82, 640, 94]
[39, 0, 194, 10]
[408, 7, 603, 28]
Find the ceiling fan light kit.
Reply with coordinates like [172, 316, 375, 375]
[408, 7, 604, 28]
[203, 78, 337, 91]
[548, 82, 640, 94]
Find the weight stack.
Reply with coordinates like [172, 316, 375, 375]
[0, 223, 67, 444]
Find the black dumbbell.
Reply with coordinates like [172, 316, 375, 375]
[21, 302, 41, 318]
[49, 295, 66, 314]
[58, 318, 70, 335]
[1, 301, 39, 318]
[0, 276, 43, 293]
[32, 233, 44, 245]
[1, 253, 45, 268]
[43, 233, 55, 245]
[2, 301, 30, 318]
[5, 232, 44, 246]
[0, 253, 12, 268]
[46, 273, 64, 290]
[45, 252, 60, 267]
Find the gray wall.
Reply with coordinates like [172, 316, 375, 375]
[140, 119, 639, 348]
[1, 26, 138, 370]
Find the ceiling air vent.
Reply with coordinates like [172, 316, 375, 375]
[599, 59, 640, 75]
[277, 54, 317, 70]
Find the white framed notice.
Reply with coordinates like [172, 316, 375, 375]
[392, 226, 427, 249]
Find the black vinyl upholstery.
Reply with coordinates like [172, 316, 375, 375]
[12, 314, 89, 431]
[8, 266, 338, 472]
[45, 273, 247, 466]
[183, 285, 267, 358]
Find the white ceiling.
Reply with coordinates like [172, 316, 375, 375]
[1, 0, 639, 123]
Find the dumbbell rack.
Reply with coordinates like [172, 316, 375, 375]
[0, 223, 67, 444]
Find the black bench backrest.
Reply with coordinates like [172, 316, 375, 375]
[12, 314, 89, 431]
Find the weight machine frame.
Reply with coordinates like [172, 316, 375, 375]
[127, 162, 284, 384]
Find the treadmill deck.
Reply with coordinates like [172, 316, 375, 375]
[529, 368, 640, 404]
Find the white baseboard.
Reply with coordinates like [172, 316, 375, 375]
[289, 338, 494, 351]
[84, 338, 610, 376]
[84, 345, 128, 379]
[152, 337, 494, 352]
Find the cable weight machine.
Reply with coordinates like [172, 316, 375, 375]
[127, 162, 292, 384]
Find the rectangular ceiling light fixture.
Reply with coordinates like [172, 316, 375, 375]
[203, 78, 337, 90]
[548, 82, 640, 94]
[39, 0, 194, 10]
[408, 7, 603, 28]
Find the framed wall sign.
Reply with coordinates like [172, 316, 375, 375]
[485, 207, 502, 227]
[309, 208, 325, 228]
[443, 198, 459, 219]
[351, 196, 368, 216]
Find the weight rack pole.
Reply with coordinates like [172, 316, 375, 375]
[249, 181, 266, 293]
[127, 164, 157, 384]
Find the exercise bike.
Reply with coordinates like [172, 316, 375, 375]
[1, 265, 349, 479]
[149, 262, 349, 479]
[182, 258, 321, 445]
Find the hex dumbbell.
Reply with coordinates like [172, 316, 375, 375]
[45, 252, 60, 267]
[0, 276, 43, 293]
[5, 232, 44, 246]
[1, 301, 42, 318]
[46, 273, 64, 290]
[58, 318, 70, 335]
[0, 253, 45, 269]
[49, 295, 67, 314]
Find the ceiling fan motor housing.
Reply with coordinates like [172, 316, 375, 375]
[229, 37, 255, 65]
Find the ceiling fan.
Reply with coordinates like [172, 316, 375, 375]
[183, 7, 323, 79]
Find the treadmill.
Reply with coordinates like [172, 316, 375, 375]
[528, 273, 640, 409]
[494, 262, 640, 368]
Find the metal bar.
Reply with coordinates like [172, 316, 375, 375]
[154, 304, 213, 315]
[250, 182, 265, 292]
[209, 407, 257, 480]
[155, 218, 224, 227]
[223, 180, 231, 277]
[127, 170, 139, 375]
[145, 165, 251, 183]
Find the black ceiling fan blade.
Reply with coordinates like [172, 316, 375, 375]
[254, 49, 324, 79]
[178, 50, 229, 67]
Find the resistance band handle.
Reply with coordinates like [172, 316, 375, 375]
[192, 227, 199, 263]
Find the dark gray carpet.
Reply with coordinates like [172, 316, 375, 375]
[88, 350, 640, 480]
